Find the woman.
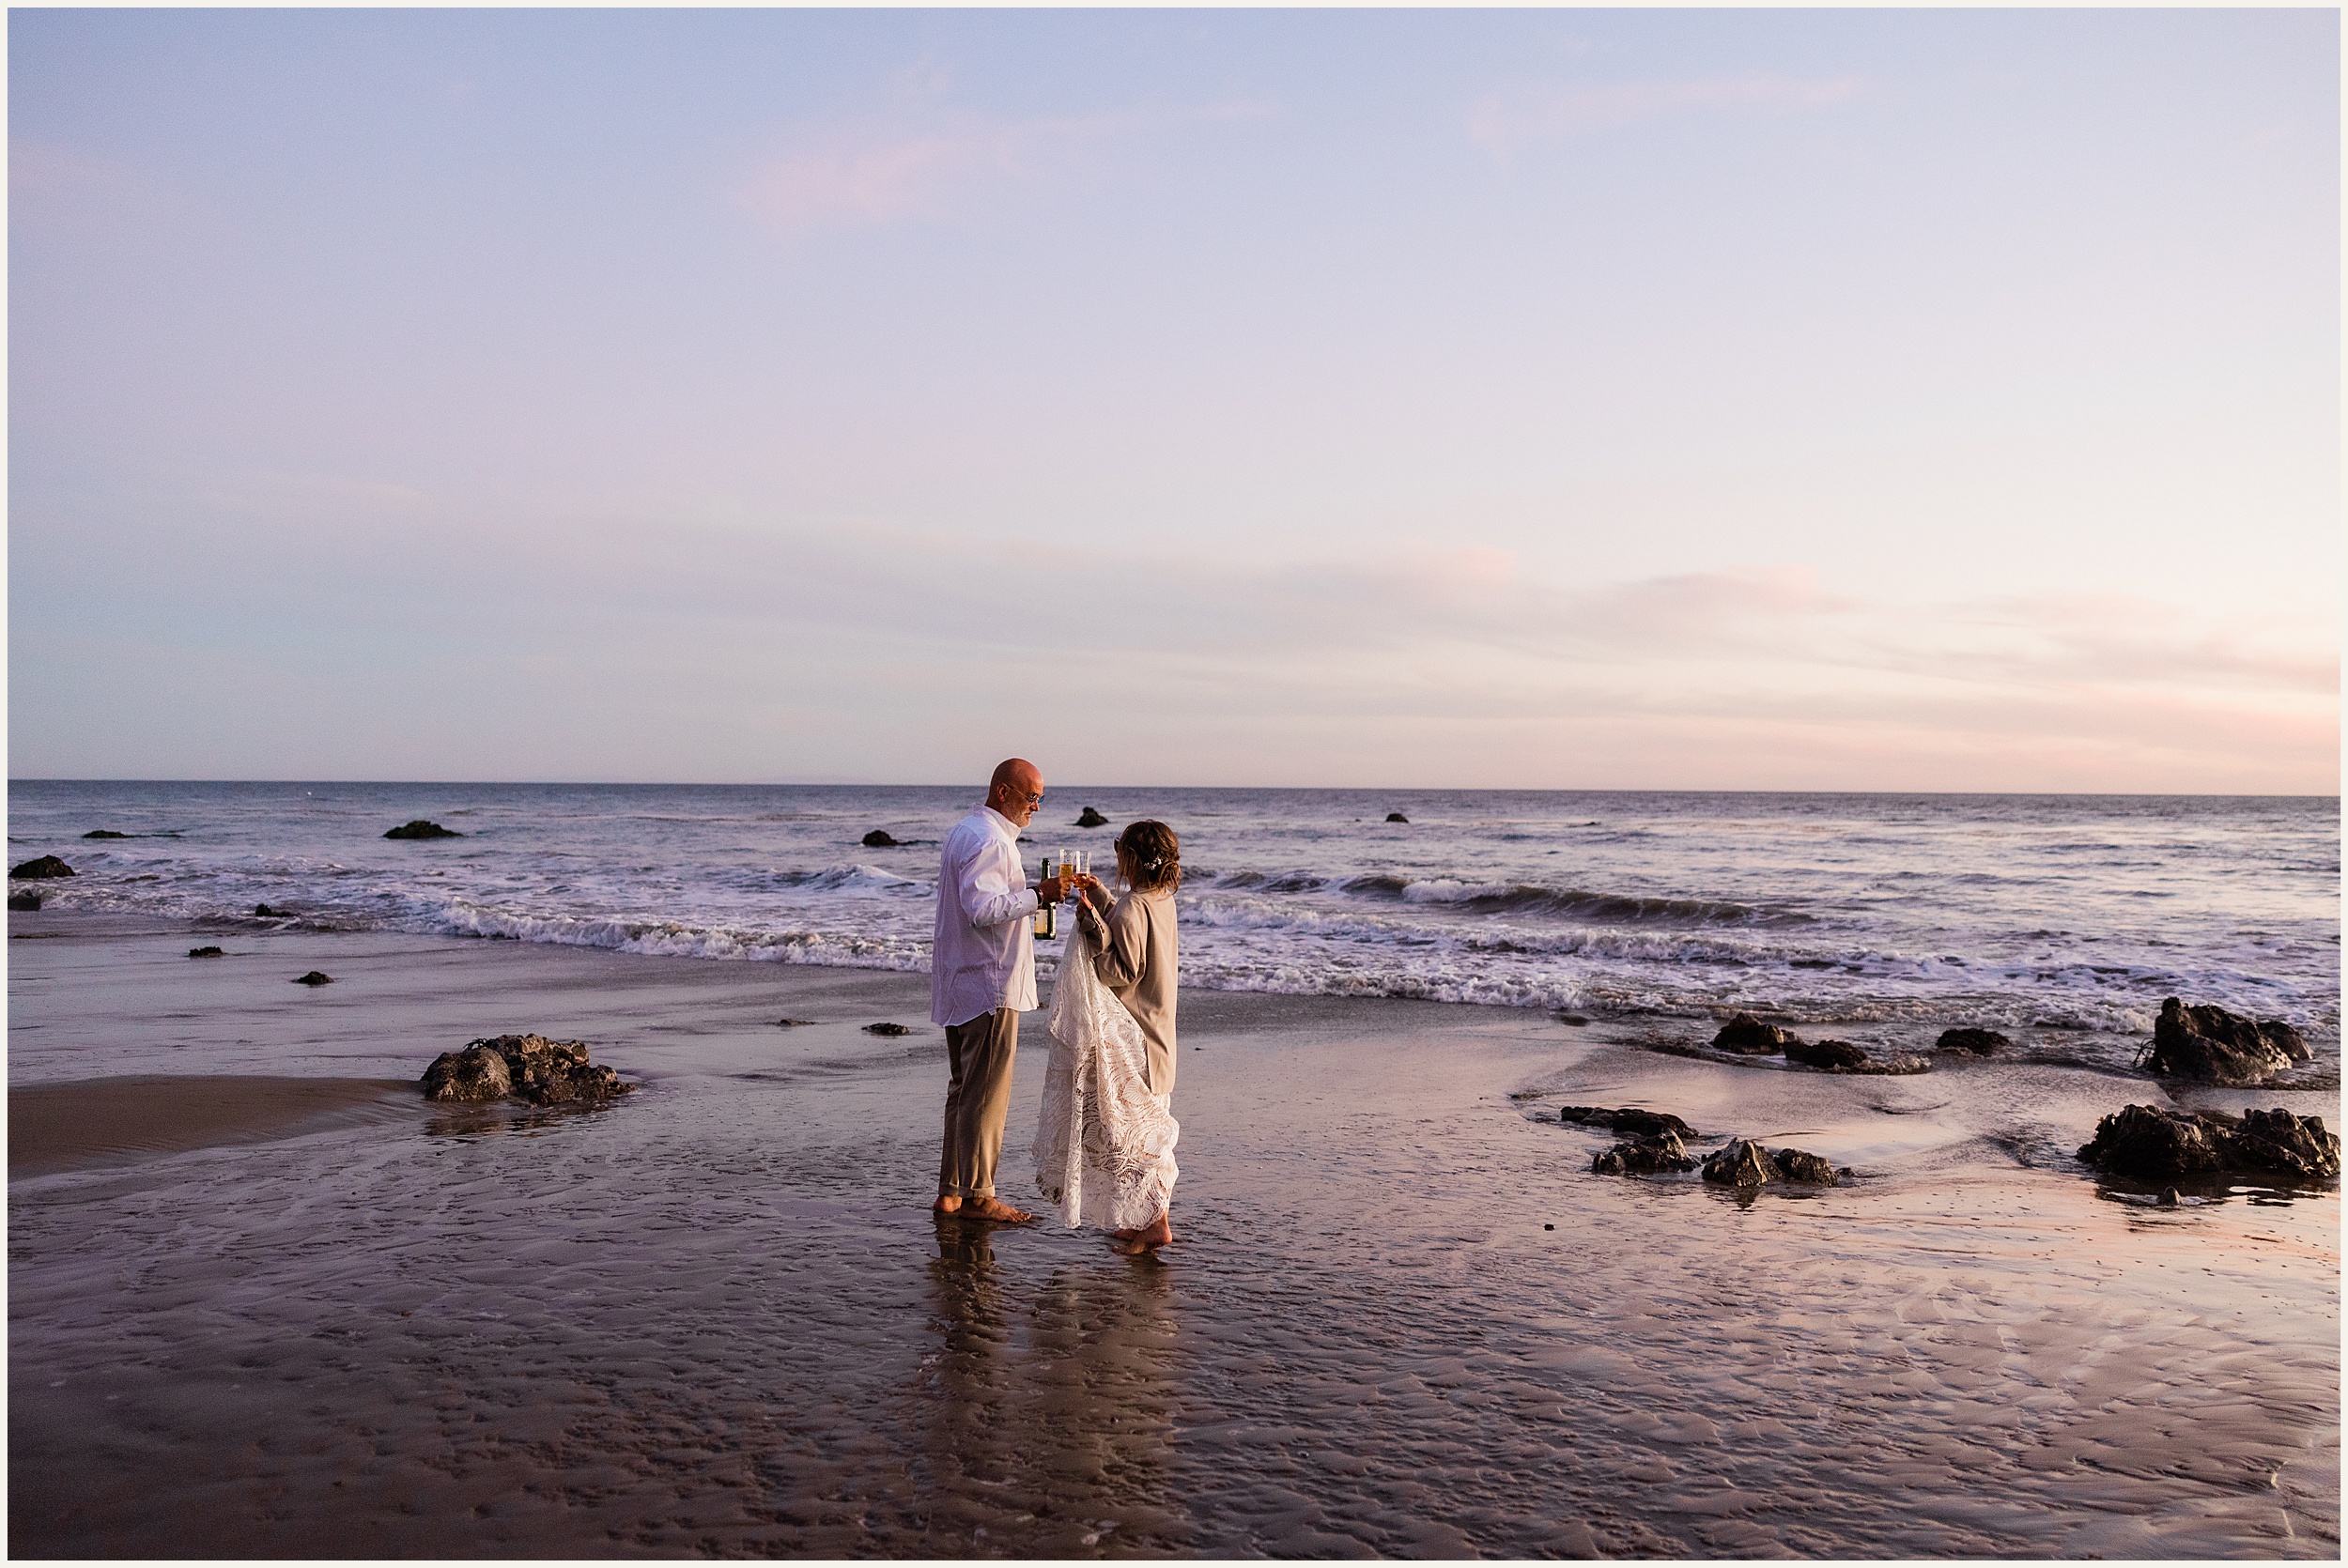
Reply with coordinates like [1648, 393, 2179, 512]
[1032, 820, 1182, 1254]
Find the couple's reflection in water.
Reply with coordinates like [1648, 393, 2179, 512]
[916, 1214, 1182, 1555]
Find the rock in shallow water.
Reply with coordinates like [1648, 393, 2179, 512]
[9, 855, 73, 880]
[861, 829, 899, 848]
[8, 891, 40, 911]
[383, 820, 462, 840]
[1770, 1147, 1840, 1185]
[1075, 807, 1109, 827]
[1785, 1037, 1871, 1071]
[2077, 1102, 2340, 1181]
[188, 946, 224, 959]
[2140, 997, 2309, 1085]
[1702, 1138, 1778, 1186]
[291, 971, 333, 986]
[1710, 1013, 1799, 1054]
[421, 1034, 629, 1106]
[1592, 1130, 1695, 1175]
[1555, 1105, 1695, 1140]
[1935, 1028, 2011, 1055]
[864, 1022, 914, 1037]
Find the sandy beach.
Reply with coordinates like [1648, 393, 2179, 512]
[8, 909, 2339, 1557]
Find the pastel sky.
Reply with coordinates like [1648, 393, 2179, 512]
[9, 8, 2338, 792]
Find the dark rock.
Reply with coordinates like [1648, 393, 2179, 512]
[1785, 1037, 1871, 1071]
[1555, 1105, 1696, 1140]
[1703, 1138, 1778, 1187]
[1592, 1130, 1696, 1175]
[383, 820, 462, 840]
[255, 903, 286, 917]
[2076, 1103, 2229, 1179]
[2157, 1188, 2181, 1207]
[1710, 1013, 1800, 1054]
[1555, 1013, 1591, 1027]
[421, 1044, 513, 1103]
[1936, 1028, 2011, 1055]
[9, 855, 74, 880]
[292, 971, 333, 985]
[776, 1017, 819, 1027]
[2229, 1107, 2341, 1179]
[8, 892, 40, 911]
[1385, 812, 1409, 823]
[864, 1022, 913, 1037]
[2141, 997, 2307, 1084]
[1770, 1147, 1840, 1185]
[82, 830, 129, 839]
[422, 1033, 630, 1106]
[188, 945, 224, 959]
[861, 829, 900, 848]
[1075, 807, 1110, 828]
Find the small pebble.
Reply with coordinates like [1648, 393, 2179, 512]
[1544, 1223, 1555, 1231]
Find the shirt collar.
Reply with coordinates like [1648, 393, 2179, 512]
[980, 804, 1022, 839]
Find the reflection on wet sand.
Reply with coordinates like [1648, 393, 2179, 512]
[917, 1217, 1181, 1554]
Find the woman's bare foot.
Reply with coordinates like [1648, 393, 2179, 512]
[1110, 1212, 1174, 1253]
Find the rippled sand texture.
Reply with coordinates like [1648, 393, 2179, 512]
[9, 924, 2339, 1557]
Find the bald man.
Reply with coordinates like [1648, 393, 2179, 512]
[930, 758, 1072, 1222]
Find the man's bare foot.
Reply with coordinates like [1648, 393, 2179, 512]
[956, 1194, 1033, 1223]
[933, 1194, 962, 1215]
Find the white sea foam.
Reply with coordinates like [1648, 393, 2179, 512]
[8, 781, 2335, 1043]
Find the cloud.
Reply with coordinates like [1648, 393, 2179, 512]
[1468, 74, 1863, 159]
[736, 100, 1269, 234]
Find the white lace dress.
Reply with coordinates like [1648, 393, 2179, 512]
[1032, 915, 1181, 1231]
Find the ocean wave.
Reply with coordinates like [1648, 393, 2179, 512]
[1200, 868, 1783, 925]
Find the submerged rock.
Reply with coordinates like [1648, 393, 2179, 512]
[1785, 1037, 1871, 1071]
[292, 971, 333, 986]
[1711, 1013, 1800, 1055]
[8, 891, 40, 912]
[1555, 1105, 1696, 1140]
[1936, 1028, 2011, 1056]
[776, 1017, 819, 1027]
[82, 830, 129, 839]
[1770, 1147, 1840, 1185]
[9, 855, 74, 880]
[255, 903, 286, 917]
[2141, 997, 2309, 1085]
[861, 829, 900, 848]
[421, 1033, 629, 1106]
[864, 1022, 914, 1037]
[1076, 807, 1110, 828]
[2077, 1102, 2340, 1182]
[1592, 1130, 1696, 1176]
[383, 820, 462, 840]
[1703, 1138, 1778, 1186]
[188, 945, 224, 959]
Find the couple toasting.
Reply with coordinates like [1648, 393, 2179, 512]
[931, 758, 1181, 1254]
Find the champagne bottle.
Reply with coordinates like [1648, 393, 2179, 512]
[1034, 854, 1058, 939]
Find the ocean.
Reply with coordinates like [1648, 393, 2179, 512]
[8, 779, 2337, 1054]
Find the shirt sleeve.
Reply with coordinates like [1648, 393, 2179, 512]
[1090, 895, 1150, 989]
[959, 833, 1039, 928]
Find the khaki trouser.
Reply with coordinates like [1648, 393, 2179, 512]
[938, 1007, 1019, 1200]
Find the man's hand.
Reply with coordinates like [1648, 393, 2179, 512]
[1036, 874, 1072, 904]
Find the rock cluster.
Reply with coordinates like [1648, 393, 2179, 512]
[1707, 1012, 1925, 1074]
[2078, 1103, 2339, 1182]
[1593, 1129, 1695, 1175]
[9, 855, 74, 880]
[1075, 807, 1110, 828]
[1936, 1028, 2010, 1055]
[1556, 1105, 1694, 1140]
[861, 829, 900, 848]
[2140, 998, 2309, 1085]
[421, 1034, 631, 1106]
[1701, 1138, 1845, 1187]
[383, 820, 462, 840]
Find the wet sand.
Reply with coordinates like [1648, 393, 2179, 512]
[9, 1075, 415, 1177]
[8, 913, 2340, 1556]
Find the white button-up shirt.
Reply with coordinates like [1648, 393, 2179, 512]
[931, 804, 1040, 1026]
